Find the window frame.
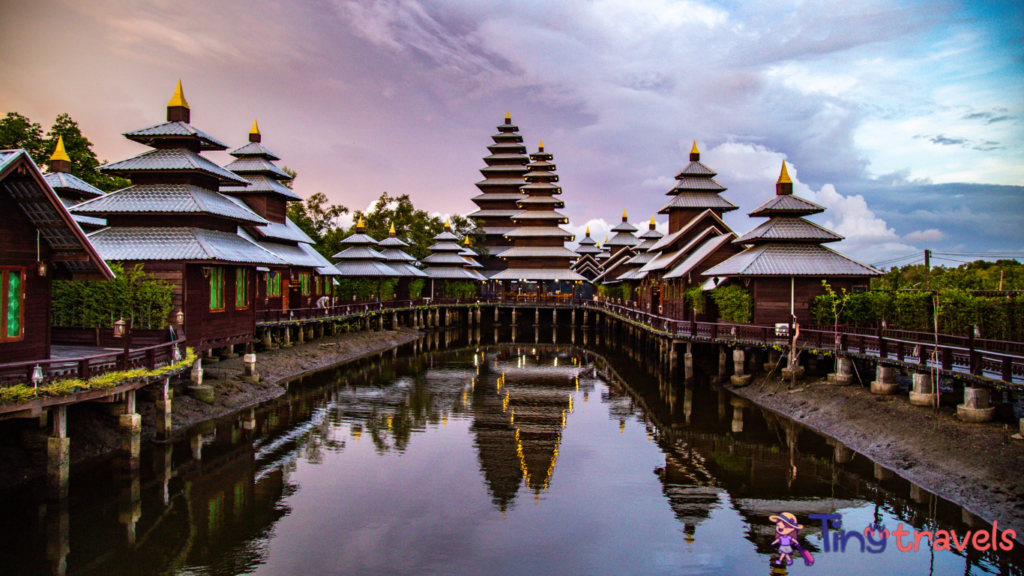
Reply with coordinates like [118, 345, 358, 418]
[299, 272, 311, 296]
[209, 266, 225, 312]
[0, 267, 26, 343]
[235, 268, 250, 310]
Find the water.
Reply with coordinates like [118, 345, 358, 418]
[2, 326, 1021, 576]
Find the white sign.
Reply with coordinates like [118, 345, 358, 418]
[775, 323, 789, 337]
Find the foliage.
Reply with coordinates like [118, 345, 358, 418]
[597, 284, 612, 298]
[0, 348, 196, 404]
[439, 281, 478, 299]
[710, 285, 752, 324]
[408, 279, 424, 299]
[352, 191, 487, 260]
[52, 262, 174, 329]
[0, 111, 129, 192]
[334, 277, 398, 301]
[684, 287, 706, 314]
[873, 259, 1024, 291]
[618, 283, 633, 302]
[287, 191, 350, 258]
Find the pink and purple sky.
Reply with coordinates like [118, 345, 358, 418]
[2, 0, 1021, 267]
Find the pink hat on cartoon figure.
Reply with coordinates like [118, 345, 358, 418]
[770, 512, 803, 529]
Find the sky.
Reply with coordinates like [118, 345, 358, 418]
[1, 0, 1021, 267]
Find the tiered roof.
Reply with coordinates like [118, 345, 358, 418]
[459, 236, 489, 281]
[331, 216, 398, 277]
[658, 141, 737, 217]
[220, 119, 302, 202]
[73, 81, 285, 267]
[377, 222, 428, 278]
[491, 142, 584, 282]
[469, 113, 531, 270]
[570, 227, 603, 280]
[604, 210, 640, 251]
[704, 162, 880, 278]
[575, 227, 601, 255]
[617, 216, 665, 280]
[422, 220, 482, 280]
[43, 136, 107, 231]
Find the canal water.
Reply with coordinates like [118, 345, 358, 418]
[2, 326, 1021, 576]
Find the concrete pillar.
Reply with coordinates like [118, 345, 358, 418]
[731, 349, 752, 386]
[584, 310, 588, 326]
[190, 357, 203, 384]
[120, 390, 141, 471]
[47, 405, 69, 501]
[244, 353, 259, 383]
[957, 387, 996, 422]
[730, 397, 746, 433]
[719, 346, 728, 380]
[495, 306, 499, 322]
[668, 341, 678, 372]
[512, 308, 517, 324]
[828, 357, 854, 386]
[223, 344, 239, 359]
[910, 484, 930, 504]
[683, 385, 693, 425]
[191, 433, 203, 461]
[243, 408, 256, 432]
[782, 348, 806, 380]
[392, 312, 398, 330]
[297, 324, 305, 343]
[874, 463, 894, 481]
[871, 364, 899, 395]
[282, 326, 292, 347]
[156, 378, 172, 440]
[684, 342, 694, 381]
[571, 309, 576, 325]
[307, 325, 314, 340]
[834, 441, 854, 464]
[44, 501, 69, 576]
[535, 307, 540, 324]
[263, 329, 272, 349]
[764, 348, 781, 373]
[534, 326, 540, 344]
[909, 373, 937, 406]
[118, 470, 142, 544]
[475, 307, 481, 325]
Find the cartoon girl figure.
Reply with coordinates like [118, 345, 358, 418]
[770, 512, 813, 567]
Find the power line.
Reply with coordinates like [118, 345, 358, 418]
[872, 253, 924, 267]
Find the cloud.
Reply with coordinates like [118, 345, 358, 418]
[928, 135, 967, 146]
[903, 229, 944, 243]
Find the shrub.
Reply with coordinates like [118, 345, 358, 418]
[684, 287, 706, 315]
[52, 262, 174, 329]
[710, 285, 752, 324]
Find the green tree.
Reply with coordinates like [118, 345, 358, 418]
[44, 113, 129, 192]
[350, 191, 486, 260]
[287, 192, 350, 257]
[280, 165, 297, 189]
[0, 112, 46, 162]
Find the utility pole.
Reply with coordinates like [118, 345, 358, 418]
[924, 249, 931, 289]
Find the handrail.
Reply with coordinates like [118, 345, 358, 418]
[0, 339, 186, 389]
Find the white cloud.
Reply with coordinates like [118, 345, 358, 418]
[903, 229, 944, 243]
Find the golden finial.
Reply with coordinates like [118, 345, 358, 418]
[585, 226, 590, 235]
[604, 236, 609, 242]
[167, 79, 189, 109]
[464, 236, 471, 246]
[389, 221, 396, 234]
[650, 215, 656, 226]
[622, 209, 628, 219]
[49, 136, 71, 163]
[691, 140, 699, 155]
[357, 215, 364, 229]
[778, 161, 792, 184]
[444, 217, 450, 228]
[250, 118, 260, 135]
[505, 111, 511, 120]
[539, 138, 544, 149]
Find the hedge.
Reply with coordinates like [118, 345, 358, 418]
[710, 285, 752, 324]
[52, 262, 174, 329]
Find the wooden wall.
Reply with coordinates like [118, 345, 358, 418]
[752, 277, 869, 326]
[183, 263, 256, 352]
[0, 188, 51, 363]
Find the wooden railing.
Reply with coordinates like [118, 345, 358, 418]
[0, 339, 186, 389]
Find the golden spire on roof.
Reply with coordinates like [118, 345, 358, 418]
[505, 111, 511, 120]
[585, 226, 590, 235]
[622, 209, 628, 219]
[250, 118, 260, 135]
[691, 140, 699, 155]
[389, 221, 396, 234]
[444, 217, 450, 228]
[49, 136, 70, 163]
[650, 215, 656, 226]
[778, 161, 792, 184]
[539, 139, 544, 149]
[357, 215, 364, 229]
[167, 79, 189, 109]
[604, 236, 609, 242]
[464, 235, 471, 246]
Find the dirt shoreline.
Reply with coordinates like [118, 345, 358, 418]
[727, 373, 1024, 540]
[0, 327, 422, 491]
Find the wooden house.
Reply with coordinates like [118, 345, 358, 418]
[220, 121, 339, 312]
[72, 82, 288, 354]
[703, 162, 880, 326]
[0, 149, 113, 363]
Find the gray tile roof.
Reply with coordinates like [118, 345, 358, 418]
[576, 244, 602, 255]
[505, 226, 574, 239]
[220, 174, 303, 201]
[733, 217, 843, 244]
[625, 250, 659, 265]
[472, 192, 527, 201]
[649, 210, 731, 251]
[99, 148, 250, 186]
[642, 228, 721, 272]
[748, 194, 825, 217]
[616, 268, 648, 280]
[72, 213, 107, 229]
[498, 246, 579, 258]
[124, 121, 229, 150]
[703, 243, 881, 277]
[512, 210, 567, 220]
[87, 227, 288, 265]
[378, 236, 410, 248]
[386, 262, 428, 277]
[482, 226, 517, 236]
[423, 267, 481, 279]
[379, 247, 417, 262]
[223, 156, 292, 180]
[238, 229, 323, 268]
[658, 192, 738, 213]
[490, 268, 586, 281]
[468, 209, 522, 217]
[433, 230, 460, 241]
[675, 161, 717, 178]
[605, 232, 639, 247]
[44, 172, 105, 199]
[331, 246, 385, 260]
[475, 178, 529, 187]
[341, 232, 380, 246]
[610, 221, 638, 233]
[72, 183, 268, 224]
[422, 253, 473, 265]
[334, 260, 400, 277]
[517, 196, 563, 205]
[249, 217, 315, 244]
[664, 234, 735, 279]
[427, 241, 463, 252]
[668, 176, 728, 193]
[228, 141, 281, 160]
[298, 243, 341, 276]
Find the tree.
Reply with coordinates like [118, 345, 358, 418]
[287, 192, 349, 257]
[280, 165, 297, 189]
[0, 112, 46, 162]
[350, 191, 486, 260]
[44, 113, 129, 192]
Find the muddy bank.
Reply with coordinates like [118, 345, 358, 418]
[728, 373, 1024, 540]
[0, 327, 422, 491]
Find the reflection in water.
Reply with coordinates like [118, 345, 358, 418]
[0, 326, 1021, 576]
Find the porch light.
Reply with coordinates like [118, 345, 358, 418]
[113, 317, 127, 338]
[37, 261, 47, 277]
[176, 309, 184, 324]
[31, 365, 44, 388]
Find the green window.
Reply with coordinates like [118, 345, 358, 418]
[236, 268, 249, 310]
[266, 272, 282, 297]
[1, 268, 24, 342]
[299, 272, 311, 296]
[209, 267, 225, 312]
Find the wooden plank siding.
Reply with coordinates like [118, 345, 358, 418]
[183, 263, 257, 353]
[0, 187, 52, 363]
[751, 277, 869, 327]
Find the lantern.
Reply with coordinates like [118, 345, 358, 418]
[31, 365, 44, 388]
[37, 261, 47, 277]
[176, 310, 184, 324]
[113, 317, 127, 338]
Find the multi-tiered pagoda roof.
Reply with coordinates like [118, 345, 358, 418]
[704, 162, 879, 278]
[617, 216, 665, 280]
[468, 113, 531, 275]
[658, 141, 737, 222]
[491, 142, 584, 282]
[43, 136, 107, 232]
[459, 237, 489, 281]
[73, 81, 285, 267]
[422, 220, 481, 280]
[377, 222, 428, 278]
[571, 227, 603, 281]
[331, 217, 398, 277]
